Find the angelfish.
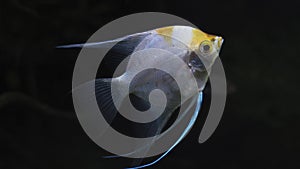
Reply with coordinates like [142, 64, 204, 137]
[59, 25, 224, 169]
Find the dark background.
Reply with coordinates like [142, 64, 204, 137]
[1, 0, 299, 168]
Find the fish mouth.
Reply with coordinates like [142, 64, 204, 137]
[215, 36, 224, 50]
[214, 36, 224, 52]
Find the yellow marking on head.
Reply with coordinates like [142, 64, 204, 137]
[191, 28, 217, 50]
[155, 26, 174, 36]
[155, 26, 174, 44]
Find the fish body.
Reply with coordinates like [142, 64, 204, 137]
[62, 25, 224, 168]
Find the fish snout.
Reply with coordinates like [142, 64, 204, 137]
[214, 36, 224, 51]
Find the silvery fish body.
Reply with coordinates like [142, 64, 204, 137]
[60, 25, 224, 169]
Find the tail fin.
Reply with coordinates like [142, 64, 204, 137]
[72, 78, 125, 124]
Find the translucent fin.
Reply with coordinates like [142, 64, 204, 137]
[94, 79, 118, 124]
[56, 30, 191, 57]
[125, 92, 203, 169]
[56, 39, 120, 48]
[56, 32, 151, 49]
[72, 77, 127, 126]
[104, 92, 203, 167]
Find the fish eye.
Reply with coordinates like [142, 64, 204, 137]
[199, 40, 212, 54]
